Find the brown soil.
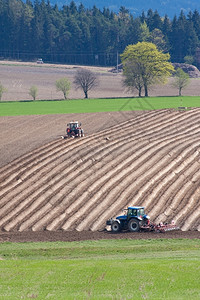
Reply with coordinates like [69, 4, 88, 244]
[0, 111, 142, 167]
[1, 60, 200, 101]
[1, 108, 200, 236]
[0, 230, 199, 243]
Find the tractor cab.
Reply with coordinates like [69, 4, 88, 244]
[67, 121, 79, 130]
[117, 206, 147, 222]
[127, 207, 146, 220]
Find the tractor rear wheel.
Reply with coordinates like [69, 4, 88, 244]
[128, 219, 140, 232]
[111, 221, 121, 233]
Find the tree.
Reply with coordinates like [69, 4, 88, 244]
[122, 61, 143, 97]
[29, 85, 38, 100]
[152, 10, 163, 30]
[146, 9, 154, 31]
[149, 28, 168, 52]
[56, 78, 71, 99]
[184, 55, 194, 64]
[119, 6, 129, 20]
[192, 9, 200, 40]
[73, 69, 98, 98]
[172, 68, 190, 96]
[121, 42, 174, 97]
[139, 22, 150, 42]
[0, 82, 6, 100]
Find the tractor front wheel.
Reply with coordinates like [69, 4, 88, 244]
[111, 221, 121, 233]
[128, 219, 140, 232]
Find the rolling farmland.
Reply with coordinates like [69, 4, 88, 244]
[0, 108, 200, 233]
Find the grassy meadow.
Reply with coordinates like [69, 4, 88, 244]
[1, 96, 200, 116]
[0, 239, 200, 299]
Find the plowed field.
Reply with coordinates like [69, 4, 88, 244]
[1, 61, 200, 101]
[1, 108, 200, 239]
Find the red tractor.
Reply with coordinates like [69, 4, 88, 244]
[62, 121, 84, 139]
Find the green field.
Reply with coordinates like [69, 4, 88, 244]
[1, 96, 200, 116]
[0, 239, 199, 299]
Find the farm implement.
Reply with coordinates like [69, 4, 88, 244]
[62, 121, 84, 139]
[106, 206, 179, 233]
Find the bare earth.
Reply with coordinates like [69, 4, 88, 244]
[0, 111, 141, 168]
[0, 230, 199, 243]
[0, 62, 200, 242]
[1, 60, 200, 101]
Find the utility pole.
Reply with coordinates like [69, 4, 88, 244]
[117, 51, 119, 73]
[116, 32, 119, 73]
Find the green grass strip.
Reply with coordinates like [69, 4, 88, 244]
[0, 239, 199, 299]
[0, 238, 199, 260]
[1, 96, 200, 116]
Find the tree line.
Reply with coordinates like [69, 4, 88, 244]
[1, 0, 200, 67]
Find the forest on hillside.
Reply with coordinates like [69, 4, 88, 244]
[1, 0, 200, 67]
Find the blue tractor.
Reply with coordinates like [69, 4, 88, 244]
[106, 206, 150, 232]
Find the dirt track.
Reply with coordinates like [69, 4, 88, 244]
[0, 230, 199, 243]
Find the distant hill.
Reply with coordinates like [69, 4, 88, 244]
[50, 0, 200, 18]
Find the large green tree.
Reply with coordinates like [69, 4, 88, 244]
[121, 42, 174, 97]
